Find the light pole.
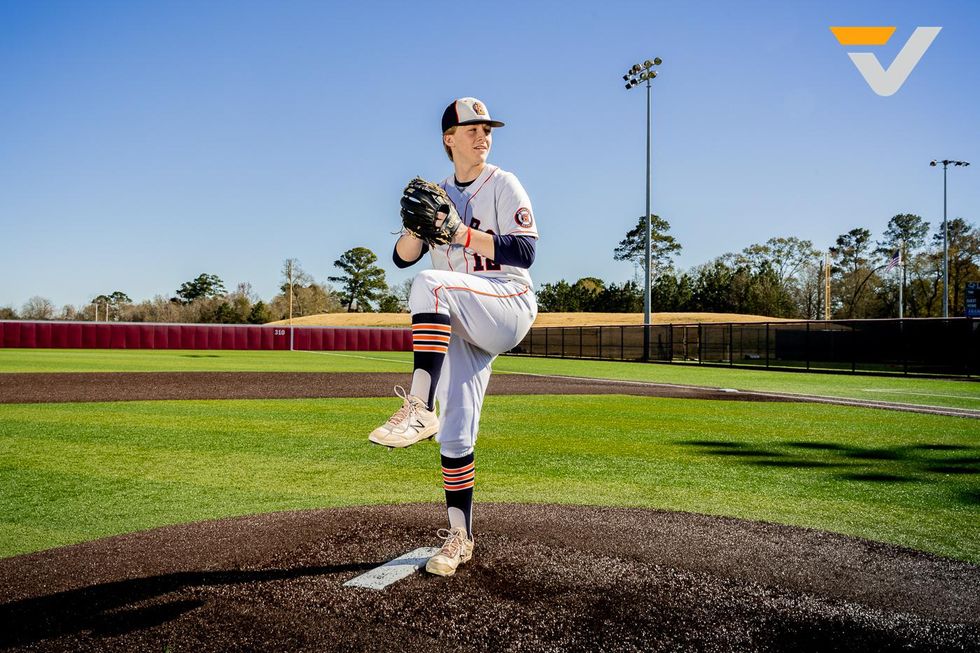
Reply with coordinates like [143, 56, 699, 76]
[624, 57, 662, 359]
[929, 159, 970, 318]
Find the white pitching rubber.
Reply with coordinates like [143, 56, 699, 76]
[343, 547, 440, 590]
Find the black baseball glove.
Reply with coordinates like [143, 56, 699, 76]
[400, 177, 463, 246]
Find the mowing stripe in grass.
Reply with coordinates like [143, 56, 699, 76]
[1, 395, 977, 562]
[0, 349, 412, 374]
[493, 356, 980, 411]
[504, 371, 980, 419]
[298, 350, 413, 365]
[861, 389, 980, 401]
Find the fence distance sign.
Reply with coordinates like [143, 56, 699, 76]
[966, 282, 980, 317]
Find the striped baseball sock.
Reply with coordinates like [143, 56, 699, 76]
[410, 313, 451, 410]
[442, 453, 474, 537]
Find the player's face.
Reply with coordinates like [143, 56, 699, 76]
[447, 124, 492, 166]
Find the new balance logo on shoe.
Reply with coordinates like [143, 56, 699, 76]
[368, 386, 440, 449]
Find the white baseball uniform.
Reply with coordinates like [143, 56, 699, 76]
[407, 164, 538, 457]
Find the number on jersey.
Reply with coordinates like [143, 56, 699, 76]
[468, 218, 501, 271]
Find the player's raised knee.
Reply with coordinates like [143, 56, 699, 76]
[409, 269, 453, 313]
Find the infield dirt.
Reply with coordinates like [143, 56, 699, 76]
[5, 371, 977, 419]
[1, 504, 977, 652]
[0, 371, 795, 404]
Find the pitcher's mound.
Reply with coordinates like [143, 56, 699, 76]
[1, 504, 977, 652]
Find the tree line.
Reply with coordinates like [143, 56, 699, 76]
[537, 213, 979, 319]
[4, 212, 978, 323]
[1, 248, 409, 324]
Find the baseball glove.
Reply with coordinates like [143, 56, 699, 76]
[400, 177, 463, 246]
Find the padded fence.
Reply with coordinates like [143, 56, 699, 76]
[0, 321, 413, 352]
[510, 318, 979, 377]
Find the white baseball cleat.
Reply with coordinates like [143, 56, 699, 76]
[425, 526, 474, 577]
[368, 386, 439, 448]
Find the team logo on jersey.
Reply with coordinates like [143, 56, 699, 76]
[472, 102, 487, 116]
[514, 207, 533, 228]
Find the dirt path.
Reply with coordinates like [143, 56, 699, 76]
[0, 371, 796, 404]
[2, 371, 977, 419]
[1, 504, 977, 652]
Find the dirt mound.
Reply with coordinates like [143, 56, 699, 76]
[1, 504, 977, 652]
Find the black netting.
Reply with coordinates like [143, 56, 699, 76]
[507, 318, 976, 377]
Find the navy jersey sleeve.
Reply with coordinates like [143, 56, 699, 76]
[491, 234, 536, 268]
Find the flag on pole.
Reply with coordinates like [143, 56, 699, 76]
[885, 248, 902, 272]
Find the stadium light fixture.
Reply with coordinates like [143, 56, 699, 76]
[930, 159, 971, 318]
[623, 56, 663, 359]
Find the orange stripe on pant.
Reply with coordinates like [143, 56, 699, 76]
[433, 284, 530, 314]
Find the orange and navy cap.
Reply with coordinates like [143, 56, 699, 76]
[441, 97, 505, 133]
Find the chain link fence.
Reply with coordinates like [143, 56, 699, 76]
[510, 318, 979, 377]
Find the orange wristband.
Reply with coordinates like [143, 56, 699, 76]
[464, 227, 472, 249]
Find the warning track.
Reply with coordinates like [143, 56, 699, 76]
[0, 504, 977, 652]
[1, 371, 976, 418]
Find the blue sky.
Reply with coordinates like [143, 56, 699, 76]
[1, 0, 977, 309]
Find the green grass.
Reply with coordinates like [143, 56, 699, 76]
[1, 396, 977, 562]
[0, 348, 411, 373]
[493, 357, 980, 410]
[2, 348, 976, 410]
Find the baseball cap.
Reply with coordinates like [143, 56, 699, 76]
[441, 97, 505, 133]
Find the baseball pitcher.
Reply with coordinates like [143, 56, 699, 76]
[370, 97, 538, 576]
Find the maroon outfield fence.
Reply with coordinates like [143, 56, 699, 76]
[0, 320, 413, 352]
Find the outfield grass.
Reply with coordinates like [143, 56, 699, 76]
[0, 348, 411, 373]
[1, 396, 977, 562]
[2, 348, 978, 410]
[493, 357, 980, 411]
